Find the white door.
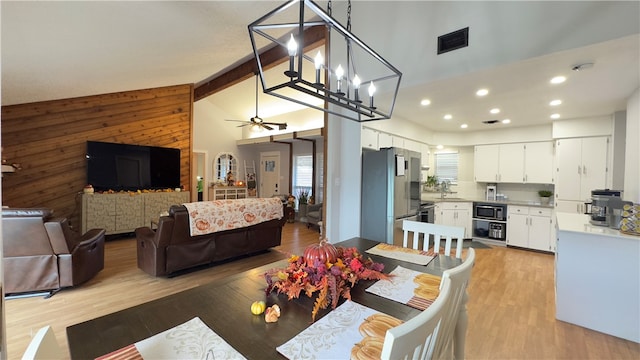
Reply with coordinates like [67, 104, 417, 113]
[260, 152, 281, 198]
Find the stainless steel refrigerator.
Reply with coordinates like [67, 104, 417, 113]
[361, 147, 422, 245]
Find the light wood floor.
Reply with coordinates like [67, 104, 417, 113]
[5, 223, 639, 359]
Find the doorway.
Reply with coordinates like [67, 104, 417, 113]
[260, 151, 281, 198]
[192, 150, 208, 202]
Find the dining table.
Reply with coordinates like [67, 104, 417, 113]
[66, 237, 464, 359]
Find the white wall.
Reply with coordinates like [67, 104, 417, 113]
[624, 88, 639, 203]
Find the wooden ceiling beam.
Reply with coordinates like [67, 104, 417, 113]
[194, 25, 326, 101]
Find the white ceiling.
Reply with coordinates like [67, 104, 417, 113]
[2, 1, 639, 134]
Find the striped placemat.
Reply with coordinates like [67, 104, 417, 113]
[366, 243, 436, 265]
[366, 266, 441, 311]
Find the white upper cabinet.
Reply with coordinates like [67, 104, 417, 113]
[475, 142, 554, 184]
[498, 143, 525, 183]
[378, 132, 393, 148]
[555, 137, 609, 204]
[524, 142, 554, 184]
[474, 145, 500, 182]
[392, 136, 405, 149]
[420, 143, 430, 168]
[362, 127, 379, 150]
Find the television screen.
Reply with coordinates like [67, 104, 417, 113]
[86, 141, 180, 191]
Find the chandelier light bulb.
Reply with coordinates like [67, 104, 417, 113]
[335, 65, 344, 95]
[368, 81, 376, 109]
[313, 51, 324, 87]
[314, 51, 323, 70]
[353, 75, 362, 103]
[287, 34, 297, 56]
[352, 75, 361, 89]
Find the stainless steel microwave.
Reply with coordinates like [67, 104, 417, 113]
[474, 204, 506, 221]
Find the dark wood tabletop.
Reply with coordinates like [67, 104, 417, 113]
[66, 237, 462, 359]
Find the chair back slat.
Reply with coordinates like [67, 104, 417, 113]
[381, 277, 453, 360]
[402, 220, 465, 258]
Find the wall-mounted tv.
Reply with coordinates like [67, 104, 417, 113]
[86, 141, 180, 192]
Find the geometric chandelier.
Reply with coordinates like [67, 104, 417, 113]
[248, 0, 402, 122]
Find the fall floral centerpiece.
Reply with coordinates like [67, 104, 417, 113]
[265, 239, 390, 322]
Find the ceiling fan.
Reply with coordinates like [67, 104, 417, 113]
[225, 75, 287, 131]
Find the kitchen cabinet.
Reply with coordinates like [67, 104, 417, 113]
[392, 136, 404, 149]
[378, 133, 392, 148]
[555, 137, 609, 212]
[506, 205, 555, 252]
[435, 202, 472, 238]
[362, 127, 379, 150]
[524, 141, 554, 184]
[474, 145, 500, 182]
[474, 142, 554, 184]
[420, 143, 430, 169]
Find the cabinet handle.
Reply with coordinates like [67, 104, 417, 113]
[578, 165, 581, 175]
[583, 165, 586, 175]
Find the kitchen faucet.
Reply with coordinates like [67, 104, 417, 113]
[440, 180, 451, 199]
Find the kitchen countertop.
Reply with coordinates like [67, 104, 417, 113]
[421, 196, 554, 209]
[556, 212, 639, 240]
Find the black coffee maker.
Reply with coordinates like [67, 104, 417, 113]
[588, 189, 622, 226]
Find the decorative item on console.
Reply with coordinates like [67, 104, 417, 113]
[226, 171, 235, 186]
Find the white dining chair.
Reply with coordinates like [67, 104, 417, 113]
[22, 325, 63, 360]
[402, 220, 465, 258]
[433, 247, 476, 360]
[380, 276, 452, 360]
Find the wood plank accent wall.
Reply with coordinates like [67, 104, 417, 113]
[1, 84, 193, 227]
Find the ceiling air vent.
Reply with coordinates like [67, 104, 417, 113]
[437, 27, 469, 55]
[483, 120, 499, 124]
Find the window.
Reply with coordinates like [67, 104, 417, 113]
[293, 155, 313, 199]
[434, 152, 458, 184]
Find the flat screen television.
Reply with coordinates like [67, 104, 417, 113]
[86, 141, 180, 192]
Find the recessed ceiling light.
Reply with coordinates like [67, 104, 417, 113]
[549, 99, 562, 106]
[502, 119, 511, 124]
[490, 108, 500, 114]
[436, 145, 444, 150]
[420, 99, 431, 106]
[550, 76, 566, 84]
[550, 113, 560, 119]
[460, 124, 468, 129]
[476, 88, 489, 96]
[444, 114, 453, 120]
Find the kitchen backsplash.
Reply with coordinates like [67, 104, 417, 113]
[422, 181, 555, 203]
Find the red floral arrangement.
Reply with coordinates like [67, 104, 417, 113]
[265, 240, 390, 322]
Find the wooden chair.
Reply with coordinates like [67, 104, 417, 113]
[381, 277, 452, 360]
[402, 220, 465, 258]
[22, 325, 63, 360]
[433, 247, 476, 360]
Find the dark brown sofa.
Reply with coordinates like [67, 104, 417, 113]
[135, 204, 286, 276]
[2, 208, 106, 296]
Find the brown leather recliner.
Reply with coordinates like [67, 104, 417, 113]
[2, 208, 106, 296]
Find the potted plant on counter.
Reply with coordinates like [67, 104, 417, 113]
[538, 190, 553, 205]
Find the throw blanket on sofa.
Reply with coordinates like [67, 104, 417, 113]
[182, 198, 283, 236]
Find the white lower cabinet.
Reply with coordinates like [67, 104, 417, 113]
[506, 205, 555, 252]
[435, 202, 472, 238]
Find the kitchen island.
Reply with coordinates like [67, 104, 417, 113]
[555, 212, 639, 343]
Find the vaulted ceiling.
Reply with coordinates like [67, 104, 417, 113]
[2, 1, 639, 133]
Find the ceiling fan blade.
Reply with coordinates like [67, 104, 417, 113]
[263, 121, 288, 130]
[261, 123, 273, 131]
[225, 119, 248, 123]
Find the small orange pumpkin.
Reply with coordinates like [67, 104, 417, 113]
[303, 239, 338, 266]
